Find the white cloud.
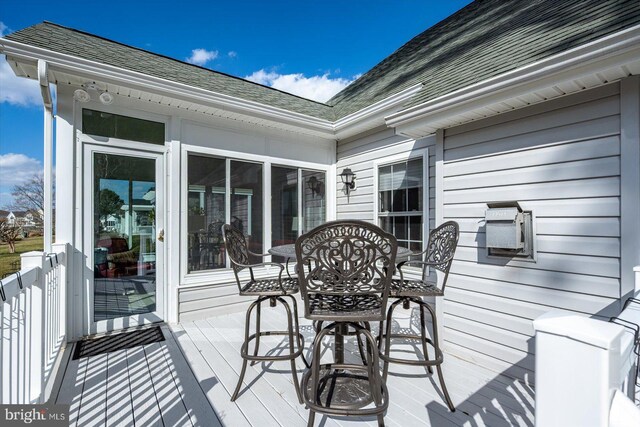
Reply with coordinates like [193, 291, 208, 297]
[186, 48, 218, 66]
[245, 69, 356, 103]
[228, 51, 237, 59]
[0, 22, 8, 37]
[0, 55, 41, 106]
[0, 154, 42, 187]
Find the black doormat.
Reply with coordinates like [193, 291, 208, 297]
[72, 326, 165, 360]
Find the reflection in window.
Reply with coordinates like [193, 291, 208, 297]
[302, 170, 325, 233]
[187, 155, 226, 272]
[272, 167, 298, 262]
[378, 158, 423, 251]
[231, 161, 263, 264]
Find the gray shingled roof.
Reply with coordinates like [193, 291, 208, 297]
[4, 22, 335, 120]
[328, 0, 640, 117]
[5, 0, 640, 123]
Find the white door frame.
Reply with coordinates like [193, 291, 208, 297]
[82, 143, 166, 335]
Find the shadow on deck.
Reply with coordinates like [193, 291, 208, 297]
[55, 309, 535, 426]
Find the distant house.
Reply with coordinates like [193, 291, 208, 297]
[1, 0, 638, 390]
[0, 210, 41, 228]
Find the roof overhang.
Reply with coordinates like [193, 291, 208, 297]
[385, 24, 640, 139]
[332, 83, 423, 140]
[0, 38, 336, 139]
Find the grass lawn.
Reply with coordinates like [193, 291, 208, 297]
[0, 236, 44, 277]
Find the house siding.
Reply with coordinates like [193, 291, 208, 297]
[441, 82, 622, 381]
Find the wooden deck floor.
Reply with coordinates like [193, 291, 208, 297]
[56, 309, 535, 426]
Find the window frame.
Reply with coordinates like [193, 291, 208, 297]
[180, 143, 332, 285]
[373, 148, 429, 265]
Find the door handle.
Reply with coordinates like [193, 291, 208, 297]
[157, 229, 164, 242]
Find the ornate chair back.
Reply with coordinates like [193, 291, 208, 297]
[422, 221, 459, 291]
[222, 224, 252, 290]
[295, 220, 398, 320]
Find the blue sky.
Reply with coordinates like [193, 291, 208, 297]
[0, 0, 472, 208]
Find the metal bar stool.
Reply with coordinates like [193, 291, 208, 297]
[378, 221, 459, 412]
[295, 220, 398, 426]
[222, 224, 308, 403]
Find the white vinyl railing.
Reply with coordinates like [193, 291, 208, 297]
[533, 266, 640, 427]
[0, 243, 69, 404]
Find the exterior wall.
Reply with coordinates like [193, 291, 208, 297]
[335, 126, 436, 231]
[55, 86, 336, 333]
[440, 83, 623, 381]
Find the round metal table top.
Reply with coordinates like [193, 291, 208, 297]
[268, 243, 414, 260]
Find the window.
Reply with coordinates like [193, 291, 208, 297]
[271, 166, 326, 261]
[83, 109, 165, 145]
[186, 154, 263, 272]
[378, 157, 424, 252]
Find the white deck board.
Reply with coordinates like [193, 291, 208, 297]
[56, 311, 536, 426]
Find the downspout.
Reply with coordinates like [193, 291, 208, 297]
[37, 60, 53, 252]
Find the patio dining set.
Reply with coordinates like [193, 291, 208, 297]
[221, 219, 460, 427]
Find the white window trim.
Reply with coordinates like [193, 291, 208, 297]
[372, 148, 429, 277]
[180, 143, 333, 286]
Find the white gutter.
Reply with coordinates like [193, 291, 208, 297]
[0, 39, 335, 138]
[333, 83, 423, 140]
[37, 59, 53, 253]
[385, 24, 640, 135]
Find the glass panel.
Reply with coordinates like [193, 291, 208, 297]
[391, 162, 407, 190]
[379, 216, 392, 235]
[272, 166, 298, 262]
[187, 155, 226, 272]
[231, 161, 263, 264]
[395, 216, 408, 241]
[392, 189, 406, 212]
[93, 153, 156, 321]
[83, 109, 164, 145]
[378, 165, 392, 191]
[409, 216, 422, 241]
[379, 190, 390, 212]
[302, 170, 326, 233]
[407, 187, 421, 211]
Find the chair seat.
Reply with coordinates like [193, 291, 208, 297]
[390, 278, 444, 297]
[240, 277, 298, 295]
[308, 293, 382, 320]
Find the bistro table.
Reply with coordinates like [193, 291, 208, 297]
[268, 243, 414, 364]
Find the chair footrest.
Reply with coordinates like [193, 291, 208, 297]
[378, 333, 443, 366]
[301, 364, 388, 416]
[240, 331, 305, 361]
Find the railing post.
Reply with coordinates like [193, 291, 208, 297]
[20, 251, 45, 403]
[533, 312, 626, 426]
[635, 266, 640, 293]
[51, 243, 68, 345]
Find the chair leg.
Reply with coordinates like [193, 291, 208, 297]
[250, 300, 262, 366]
[232, 297, 261, 401]
[307, 410, 316, 427]
[418, 303, 434, 374]
[277, 297, 304, 404]
[423, 302, 455, 412]
[382, 299, 403, 381]
[284, 294, 310, 368]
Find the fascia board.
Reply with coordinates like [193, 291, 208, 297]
[333, 83, 423, 140]
[386, 25, 640, 133]
[0, 38, 335, 137]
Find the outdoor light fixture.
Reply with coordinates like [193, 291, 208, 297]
[75, 82, 115, 105]
[99, 91, 114, 105]
[307, 176, 322, 197]
[73, 88, 91, 103]
[339, 168, 356, 195]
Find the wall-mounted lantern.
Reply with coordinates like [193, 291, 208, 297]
[307, 176, 322, 198]
[339, 168, 356, 195]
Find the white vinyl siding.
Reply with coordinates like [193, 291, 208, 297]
[440, 82, 622, 382]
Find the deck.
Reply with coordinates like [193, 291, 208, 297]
[54, 308, 535, 426]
